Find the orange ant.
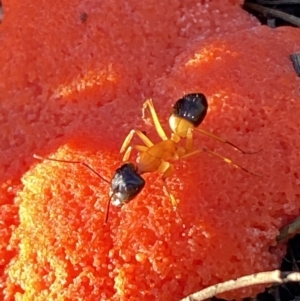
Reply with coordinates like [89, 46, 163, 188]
[34, 93, 259, 223]
[120, 93, 260, 206]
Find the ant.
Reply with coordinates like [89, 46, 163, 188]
[120, 93, 260, 207]
[34, 93, 259, 224]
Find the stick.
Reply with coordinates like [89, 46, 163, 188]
[243, 3, 300, 27]
[179, 270, 300, 301]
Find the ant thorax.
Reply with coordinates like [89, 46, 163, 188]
[134, 138, 189, 176]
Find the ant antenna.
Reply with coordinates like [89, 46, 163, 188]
[104, 194, 114, 225]
[34, 154, 113, 224]
[33, 154, 110, 184]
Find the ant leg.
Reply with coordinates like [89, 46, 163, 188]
[196, 128, 260, 154]
[120, 129, 153, 155]
[157, 162, 178, 207]
[142, 98, 168, 141]
[181, 148, 261, 177]
[122, 145, 148, 162]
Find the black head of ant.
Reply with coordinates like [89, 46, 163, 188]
[33, 154, 145, 225]
[110, 163, 145, 208]
[105, 162, 145, 224]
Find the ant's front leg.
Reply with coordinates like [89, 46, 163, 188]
[120, 129, 154, 161]
[122, 145, 148, 162]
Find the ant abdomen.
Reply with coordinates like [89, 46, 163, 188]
[169, 93, 208, 137]
[172, 93, 208, 127]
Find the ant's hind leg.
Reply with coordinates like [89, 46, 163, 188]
[157, 162, 178, 207]
[120, 129, 153, 155]
[181, 148, 261, 177]
[196, 128, 260, 154]
[142, 99, 168, 141]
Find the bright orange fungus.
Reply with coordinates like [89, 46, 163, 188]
[1, 0, 300, 300]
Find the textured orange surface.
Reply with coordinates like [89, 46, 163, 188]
[1, 0, 300, 300]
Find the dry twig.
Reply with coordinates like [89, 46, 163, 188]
[277, 216, 300, 242]
[290, 53, 300, 77]
[243, 3, 300, 27]
[258, 0, 300, 4]
[179, 270, 300, 301]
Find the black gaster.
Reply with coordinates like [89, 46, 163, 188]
[110, 163, 145, 207]
[172, 93, 208, 127]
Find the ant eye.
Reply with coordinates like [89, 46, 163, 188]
[172, 93, 208, 127]
[110, 163, 145, 207]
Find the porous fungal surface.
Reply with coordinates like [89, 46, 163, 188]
[1, 0, 300, 300]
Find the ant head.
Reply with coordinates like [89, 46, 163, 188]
[109, 163, 145, 208]
[169, 93, 208, 137]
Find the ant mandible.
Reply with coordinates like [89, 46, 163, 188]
[34, 93, 259, 224]
[120, 93, 260, 207]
